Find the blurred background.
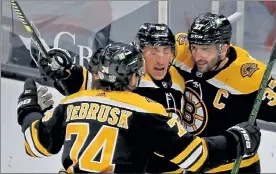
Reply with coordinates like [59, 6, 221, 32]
[1, 0, 276, 173]
[1, 1, 276, 80]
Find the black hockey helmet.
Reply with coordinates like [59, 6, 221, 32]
[135, 23, 176, 56]
[188, 12, 232, 45]
[91, 42, 144, 90]
[88, 47, 104, 73]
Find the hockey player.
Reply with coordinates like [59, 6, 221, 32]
[133, 23, 185, 119]
[18, 42, 261, 173]
[174, 12, 276, 173]
[40, 23, 184, 120]
[36, 23, 185, 173]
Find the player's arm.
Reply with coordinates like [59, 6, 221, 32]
[256, 76, 276, 122]
[172, 32, 193, 75]
[17, 78, 66, 158]
[52, 65, 90, 96]
[148, 116, 261, 172]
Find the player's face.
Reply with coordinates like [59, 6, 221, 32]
[142, 46, 173, 80]
[190, 44, 220, 73]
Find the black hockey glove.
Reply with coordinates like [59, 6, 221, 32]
[226, 122, 261, 157]
[17, 78, 54, 125]
[38, 48, 74, 80]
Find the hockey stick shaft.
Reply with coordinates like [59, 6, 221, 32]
[231, 42, 276, 173]
[10, 0, 68, 95]
[10, 0, 50, 61]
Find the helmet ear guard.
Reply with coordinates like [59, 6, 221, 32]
[88, 47, 104, 73]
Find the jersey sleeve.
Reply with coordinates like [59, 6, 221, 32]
[54, 65, 92, 96]
[21, 105, 66, 158]
[173, 32, 194, 75]
[146, 115, 238, 172]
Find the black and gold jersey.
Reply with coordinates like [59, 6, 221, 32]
[53, 65, 185, 173]
[53, 65, 93, 96]
[135, 66, 185, 120]
[174, 32, 276, 173]
[20, 89, 237, 173]
[134, 66, 185, 173]
[58, 65, 185, 121]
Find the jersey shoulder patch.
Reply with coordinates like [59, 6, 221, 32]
[213, 45, 267, 94]
[175, 32, 188, 45]
[240, 62, 260, 78]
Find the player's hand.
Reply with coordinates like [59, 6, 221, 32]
[37, 83, 54, 113]
[39, 48, 74, 80]
[227, 122, 261, 157]
[17, 78, 53, 125]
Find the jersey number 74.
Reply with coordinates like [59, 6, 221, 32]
[65, 123, 119, 173]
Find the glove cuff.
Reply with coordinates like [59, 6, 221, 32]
[224, 130, 243, 158]
[18, 106, 43, 125]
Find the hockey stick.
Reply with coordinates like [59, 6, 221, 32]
[231, 41, 276, 174]
[10, 0, 50, 62]
[10, 0, 68, 95]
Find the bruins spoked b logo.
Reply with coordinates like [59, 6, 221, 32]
[182, 81, 208, 135]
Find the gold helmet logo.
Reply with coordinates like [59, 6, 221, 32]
[240, 63, 259, 77]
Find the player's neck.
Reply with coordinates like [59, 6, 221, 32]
[215, 57, 229, 71]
